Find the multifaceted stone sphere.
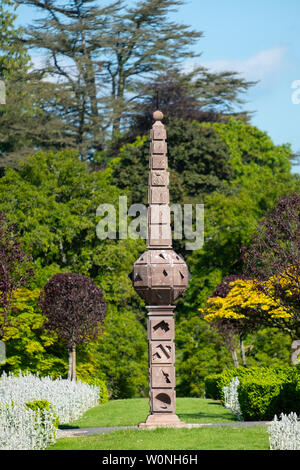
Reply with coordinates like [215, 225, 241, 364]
[131, 249, 189, 305]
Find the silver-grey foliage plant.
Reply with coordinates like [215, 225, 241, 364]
[0, 371, 100, 450]
[268, 412, 300, 450]
[0, 402, 57, 450]
[222, 377, 243, 420]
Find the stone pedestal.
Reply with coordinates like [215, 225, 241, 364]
[138, 306, 184, 428]
[138, 413, 183, 428]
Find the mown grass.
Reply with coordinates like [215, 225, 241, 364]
[50, 425, 269, 450]
[66, 397, 237, 428]
[49, 398, 270, 450]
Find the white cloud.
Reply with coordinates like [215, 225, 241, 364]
[202, 46, 288, 82]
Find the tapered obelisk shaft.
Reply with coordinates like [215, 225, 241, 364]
[147, 110, 172, 249]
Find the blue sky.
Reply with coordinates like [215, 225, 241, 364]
[15, 0, 300, 172]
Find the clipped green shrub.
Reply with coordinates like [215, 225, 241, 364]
[238, 375, 285, 421]
[205, 367, 264, 402]
[204, 365, 300, 411]
[204, 373, 221, 401]
[98, 379, 109, 404]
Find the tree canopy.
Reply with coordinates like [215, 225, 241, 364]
[110, 120, 234, 205]
[0, 212, 34, 337]
[40, 272, 106, 380]
[0, 0, 75, 170]
[241, 193, 300, 341]
[127, 67, 254, 139]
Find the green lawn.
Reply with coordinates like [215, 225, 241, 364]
[50, 425, 269, 450]
[67, 397, 237, 428]
[49, 398, 270, 450]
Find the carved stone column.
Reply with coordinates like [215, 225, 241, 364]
[145, 305, 179, 426]
[131, 110, 189, 428]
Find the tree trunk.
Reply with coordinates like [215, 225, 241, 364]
[83, 49, 102, 150]
[72, 345, 76, 381]
[112, 74, 125, 137]
[229, 345, 239, 368]
[240, 337, 247, 367]
[0, 340, 6, 365]
[68, 345, 77, 381]
[68, 347, 72, 380]
[291, 340, 300, 364]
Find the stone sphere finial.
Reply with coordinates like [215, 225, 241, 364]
[153, 110, 164, 121]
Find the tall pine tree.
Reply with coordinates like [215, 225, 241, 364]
[0, 0, 73, 170]
[17, 0, 202, 157]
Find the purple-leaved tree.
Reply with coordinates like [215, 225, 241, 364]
[40, 272, 106, 380]
[0, 211, 34, 338]
[241, 192, 300, 362]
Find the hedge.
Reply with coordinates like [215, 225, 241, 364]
[204, 366, 300, 421]
[239, 375, 300, 421]
[205, 366, 266, 402]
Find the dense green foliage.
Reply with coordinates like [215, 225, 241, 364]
[0, 150, 119, 277]
[205, 365, 300, 421]
[111, 121, 233, 204]
[238, 372, 300, 421]
[2, 289, 65, 376]
[205, 367, 277, 402]
[96, 306, 148, 399]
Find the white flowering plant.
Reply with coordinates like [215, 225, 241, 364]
[222, 376, 243, 420]
[268, 412, 300, 450]
[0, 371, 101, 450]
[0, 401, 57, 450]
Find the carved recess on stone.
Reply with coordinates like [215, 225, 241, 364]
[150, 124, 166, 141]
[148, 187, 169, 204]
[151, 389, 175, 413]
[149, 318, 174, 340]
[150, 141, 167, 155]
[150, 341, 174, 364]
[151, 366, 175, 388]
[132, 249, 189, 305]
[150, 155, 168, 170]
[149, 170, 169, 187]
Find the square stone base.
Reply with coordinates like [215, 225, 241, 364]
[138, 413, 185, 429]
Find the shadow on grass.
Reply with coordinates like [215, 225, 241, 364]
[177, 401, 238, 423]
[58, 424, 80, 430]
[177, 412, 237, 422]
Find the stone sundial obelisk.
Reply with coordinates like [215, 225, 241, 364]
[131, 110, 189, 428]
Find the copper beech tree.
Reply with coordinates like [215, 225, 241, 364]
[40, 273, 106, 380]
